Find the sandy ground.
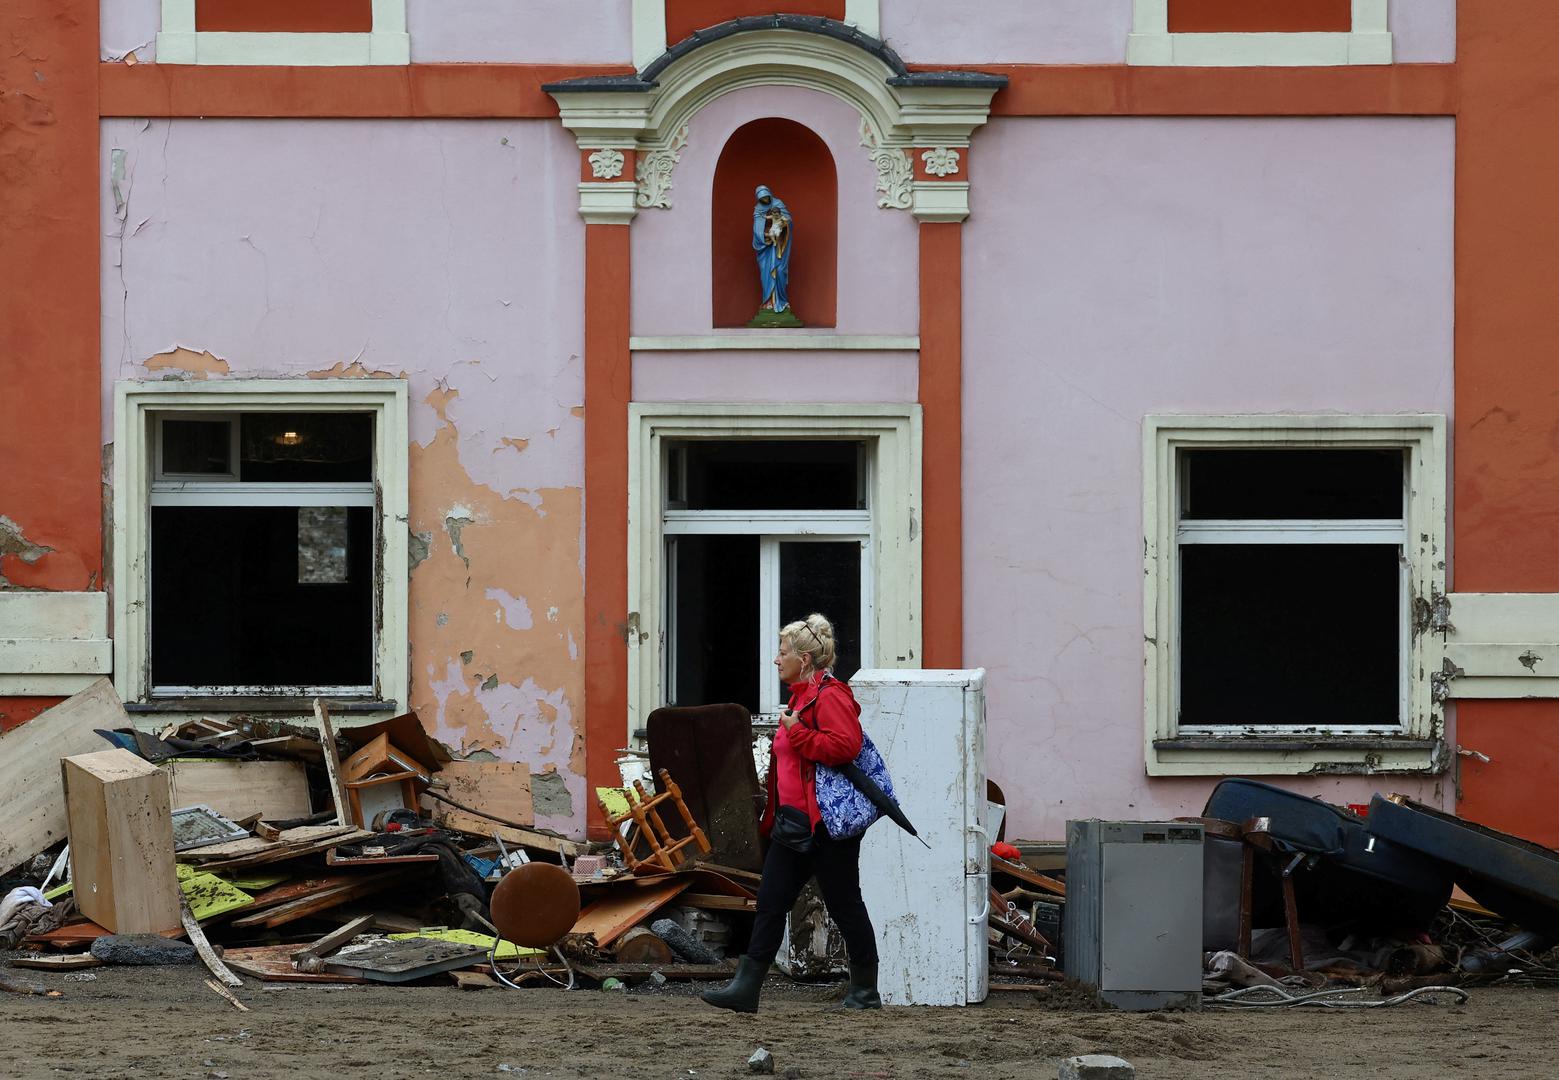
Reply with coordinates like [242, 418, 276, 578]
[0, 959, 1551, 1080]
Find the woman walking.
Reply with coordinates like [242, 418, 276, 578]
[701, 612, 881, 1013]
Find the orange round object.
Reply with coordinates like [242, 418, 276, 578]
[489, 862, 581, 948]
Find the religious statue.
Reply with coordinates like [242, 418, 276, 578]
[748, 185, 803, 327]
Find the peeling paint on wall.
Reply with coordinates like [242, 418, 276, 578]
[0, 515, 54, 586]
[143, 346, 230, 379]
[409, 386, 586, 835]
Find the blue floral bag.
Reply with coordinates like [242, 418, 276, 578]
[815, 733, 896, 839]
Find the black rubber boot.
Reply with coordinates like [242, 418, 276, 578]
[701, 956, 766, 1013]
[839, 960, 882, 1009]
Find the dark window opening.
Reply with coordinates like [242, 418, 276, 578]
[670, 536, 760, 712]
[1179, 544, 1399, 727]
[161, 420, 231, 475]
[151, 506, 374, 687]
[1182, 449, 1403, 520]
[239, 412, 372, 483]
[672, 440, 862, 511]
[778, 540, 862, 698]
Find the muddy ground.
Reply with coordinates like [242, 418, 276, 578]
[0, 958, 1550, 1080]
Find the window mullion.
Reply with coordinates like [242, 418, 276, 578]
[758, 538, 780, 715]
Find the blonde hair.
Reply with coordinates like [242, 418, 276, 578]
[780, 612, 837, 675]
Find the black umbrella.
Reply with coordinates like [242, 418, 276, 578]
[838, 761, 931, 849]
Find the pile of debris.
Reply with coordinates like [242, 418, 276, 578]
[0, 680, 760, 998]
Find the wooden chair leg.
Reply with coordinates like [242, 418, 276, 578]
[1280, 857, 1305, 973]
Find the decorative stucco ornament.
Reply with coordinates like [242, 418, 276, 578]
[920, 146, 961, 178]
[859, 118, 912, 210]
[588, 148, 625, 179]
[636, 126, 690, 209]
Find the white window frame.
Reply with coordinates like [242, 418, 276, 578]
[113, 379, 409, 713]
[1143, 415, 1446, 777]
[156, 0, 409, 66]
[1127, 0, 1392, 67]
[629, 403, 920, 744]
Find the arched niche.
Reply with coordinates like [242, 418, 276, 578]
[665, 3, 845, 48]
[711, 117, 838, 329]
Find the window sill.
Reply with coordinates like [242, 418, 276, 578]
[127, 697, 397, 714]
[1148, 735, 1447, 777]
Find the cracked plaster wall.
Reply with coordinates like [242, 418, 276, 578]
[100, 117, 591, 834]
[963, 117, 1456, 839]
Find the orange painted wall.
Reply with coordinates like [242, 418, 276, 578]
[197, 0, 374, 33]
[1168, 0, 1350, 33]
[666, 2, 844, 46]
[1454, 0, 1559, 845]
[711, 118, 837, 329]
[920, 223, 963, 668]
[583, 224, 633, 839]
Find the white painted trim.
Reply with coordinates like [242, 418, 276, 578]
[1142, 414, 1446, 776]
[630, 334, 919, 351]
[1127, 0, 1392, 67]
[0, 674, 104, 696]
[632, 0, 667, 70]
[0, 639, 114, 675]
[0, 591, 107, 640]
[843, 0, 881, 38]
[155, 0, 409, 66]
[578, 181, 640, 226]
[628, 403, 922, 746]
[113, 379, 409, 712]
[664, 508, 872, 535]
[1438, 593, 1559, 700]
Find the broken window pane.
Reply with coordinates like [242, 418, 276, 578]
[297, 506, 349, 584]
[240, 412, 372, 482]
[1179, 544, 1400, 727]
[672, 440, 863, 511]
[1182, 449, 1403, 519]
[670, 535, 760, 711]
[151, 505, 374, 687]
[161, 419, 231, 475]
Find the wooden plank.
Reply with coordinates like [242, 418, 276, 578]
[223, 943, 368, 984]
[204, 978, 251, 1011]
[0, 677, 129, 877]
[8, 954, 102, 971]
[679, 893, 756, 911]
[569, 878, 691, 949]
[448, 970, 499, 990]
[63, 748, 181, 934]
[325, 848, 439, 867]
[230, 870, 412, 929]
[179, 824, 354, 861]
[316, 699, 351, 827]
[291, 914, 374, 967]
[193, 828, 373, 871]
[423, 759, 533, 829]
[249, 735, 325, 762]
[181, 898, 243, 988]
[991, 855, 1067, 897]
[422, 804, 584, 857]
[165, 759, 312, 822]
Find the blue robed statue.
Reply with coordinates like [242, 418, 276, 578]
[749, 185, 802, 327]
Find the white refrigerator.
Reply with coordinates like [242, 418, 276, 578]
[853, 668, 989, 1006]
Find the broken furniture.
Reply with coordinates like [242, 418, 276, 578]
[596, 769, 711, 872]
[1064, 820, 1204, 1011]
[62, 748, 182, 934]
[487, 860, 581, 988]
[645, 702, 764, 871]
[1367, 795, 1559, 936]
[1203, 778, 1452, 932]
[163, 758, 311, 823]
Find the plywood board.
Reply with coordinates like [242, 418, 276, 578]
[0, 678, 128, 877]
[222, 943, 368, 984]
[165, 759, 311, 822]
[424, 760, 533, 829]
[63, 748, 181, 934]
[570, 878, 691, 949]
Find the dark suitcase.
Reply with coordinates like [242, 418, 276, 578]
[1203, 778, 1453, 930]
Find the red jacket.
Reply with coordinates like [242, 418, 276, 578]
[759, 672, 863, 838]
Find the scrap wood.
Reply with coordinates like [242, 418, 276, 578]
[249, 735, 325, 762]
[0, 678, 132, 879]
[254, 821, 281, 841]
[324, 846, 439, 867]
[179, 824, 355, 862]
[688, 860, 763, 886]
[23, 919, 179, 950]
[569, 877, 691, 950]
[222, 943, 368, 984]
[679, 892, 756, 912]
[230, 869, 413, 929]
[449, 970, 499, 990]
[291, 914, 374, 973]
[990, 911, 1051, 953]
[419, 788, 584, 858]
[992, 855, 1066, 897]
[315, 699, 353, 827]
[323, 938, 488, 982]
[193, 827, 374, 871]
[9, 954, 102, 971]
[204, 978, 251, 1012]
[181, 897, 243, 988]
